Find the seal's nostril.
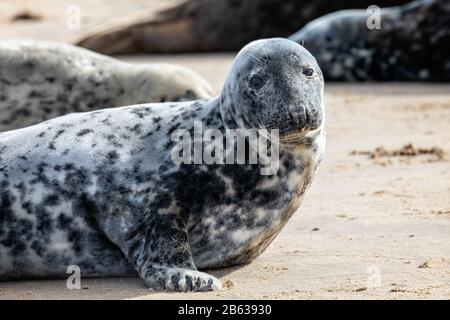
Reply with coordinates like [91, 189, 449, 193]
[288, 105, 302, 123]
[287, 103, 311, 128]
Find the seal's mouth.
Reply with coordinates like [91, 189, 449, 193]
[279, 106, 322, 139]
[280, 127, 311, 142]
[278, 123, 322, 147]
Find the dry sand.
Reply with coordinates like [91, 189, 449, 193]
[0, 0, 449, 300]
[0, 0, 173, 43]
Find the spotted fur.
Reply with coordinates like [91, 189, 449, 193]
[0, 38, 325, 291]
[290, 0, 450, 81]
[0, 41, 213, 131]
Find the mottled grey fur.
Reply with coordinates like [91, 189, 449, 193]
[290, 0, 450, 81]
[0, 41, 213, 131]
[0, 38, 325, 291]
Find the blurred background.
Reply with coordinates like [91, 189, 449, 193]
[1, 0, 449, 82]
[0, 0, 449, 300]
[0, 0, 162, 42]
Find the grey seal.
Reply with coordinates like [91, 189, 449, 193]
[76, 0, 408, 54]
[290, 0, 450, 81]
[0, 41, 213, 131]
[0, 38, 325, 291]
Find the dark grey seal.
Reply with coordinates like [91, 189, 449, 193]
[76, 0, 408, 54]
[290, 0, 450, 81]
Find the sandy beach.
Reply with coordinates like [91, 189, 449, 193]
[0, 0, 449, 300]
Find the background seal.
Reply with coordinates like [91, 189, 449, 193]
[0, 41, 213, 131]
[75, 0, 409, 54]
[290, 0, 450, 81]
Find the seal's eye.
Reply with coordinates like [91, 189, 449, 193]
[249, 75, 266, 90]
[302, 67, 314, 77]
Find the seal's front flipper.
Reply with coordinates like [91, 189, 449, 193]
[142, 265, 222, 291]
[121, 223, 221, 291]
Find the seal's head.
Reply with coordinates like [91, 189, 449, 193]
[289, 11, 374, 80]
[221, 38, 324, 140]
[290, 10, 367, 56]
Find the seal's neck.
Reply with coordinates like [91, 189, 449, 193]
[217, 89, 259, 131]
[218, 95, 237, 129]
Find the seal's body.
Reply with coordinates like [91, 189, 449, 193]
[76, 0, 407, 54]
[0, 38, 325, 291]
[290, 0, 450, 81]
[0, 41, 213, 131]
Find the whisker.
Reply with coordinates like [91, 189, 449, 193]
[247, 52, 263, 65]
[262, 46, 269, 62]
